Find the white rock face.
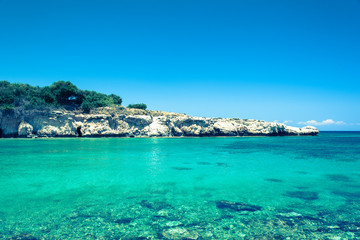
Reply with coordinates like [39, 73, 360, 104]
[18, 121, 33, 137]
[299, 126, 319, 135]
[147, 117, 170, 137]
[213, 120, 238, 135]
[0, 107, 319, 137]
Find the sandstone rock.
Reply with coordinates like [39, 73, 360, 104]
[147, 116, 170, 136]
[284, 126, 301, 135]
[74, 114, 85, 121]
[0, 112, 21, 137]
[181, 124, 203, 136]
[300, 126, 319, 135]
[86, 114, 111, 120]
[125, 115, 152, 126]
[200, 126, 215, 136]
[172, 126, 183, 136]
[18, 121, 33, 137]
[0, 107, 319, 138]
[83, 121, 113, 136]
[38, 125, 62, 136]
[213, 120, 238, 135]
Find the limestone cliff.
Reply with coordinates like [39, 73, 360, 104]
[0, 106, 319, 138]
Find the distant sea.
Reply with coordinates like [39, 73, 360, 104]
[1, 132, 360, 239]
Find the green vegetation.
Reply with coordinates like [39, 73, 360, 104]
[0, 80, 123, 113]
[127, 103, 147, 110]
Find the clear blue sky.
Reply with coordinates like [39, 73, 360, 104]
[1, 0, 359, 130]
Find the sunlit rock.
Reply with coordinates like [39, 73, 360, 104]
[0, 107, 319, 138]
[18, 121, 33, 137]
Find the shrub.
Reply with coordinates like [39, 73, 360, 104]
[80, 100, 92, 113]
[127, 103, 147, 110]
[40, 87, 56, 104]
[82, 90, 112, 108]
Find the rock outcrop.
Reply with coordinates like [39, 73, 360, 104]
[0, 106, 319, 138]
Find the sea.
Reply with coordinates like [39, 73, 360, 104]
[0, 132, 360, 239]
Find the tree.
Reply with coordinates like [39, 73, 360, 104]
[82, 90, 111, 108]
[0, 80, 124, 113]
[109, 94, 122, 105]
[0, 81, 15, 111]
[40, 87, 56, 104]
[49, 81, 82, 106]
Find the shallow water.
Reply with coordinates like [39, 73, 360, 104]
[1, 132, 360, 239]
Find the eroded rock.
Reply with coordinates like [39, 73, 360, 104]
[18, 121, 33, 137]
[0, 107, 319, 138]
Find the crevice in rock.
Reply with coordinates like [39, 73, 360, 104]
[77, 126, 82, 137]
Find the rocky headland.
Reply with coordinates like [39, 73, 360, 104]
[0, 106, 318, 138]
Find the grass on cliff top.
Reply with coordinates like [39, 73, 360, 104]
[91, 105, 187, 118]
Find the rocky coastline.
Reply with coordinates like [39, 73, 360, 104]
[0, 106, 319, 138]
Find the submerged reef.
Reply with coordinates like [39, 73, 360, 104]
[3, 197, 360, 239]
[0, 106, 318, 138]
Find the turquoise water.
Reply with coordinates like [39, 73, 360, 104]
[1, 132, 360, 239]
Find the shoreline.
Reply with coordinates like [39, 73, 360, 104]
[0, 106, 319, 138]
[0, 134, 320, 140]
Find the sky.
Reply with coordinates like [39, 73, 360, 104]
[1, 0, 359, 130]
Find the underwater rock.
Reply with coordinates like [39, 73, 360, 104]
[155, 209, 170, 218]
[114, 218, 133, 224]
[215, 200, 262, 212]
[277, 212, 323, 225]
[325, 174, 352, 182]
[332, 191, 360, 200]
[284, 191, 319, 200]
[140, 200, 171, 211]
[197, 162, 211, 165]
[216, 162, 229, 167]
[162, 227, 199, 240]
[337, 221, 360, 232]
[165, 221, 182, 227]
[172, 167, 192, 171]
[264, 178, 283, 183]
[8, 234, 38, 240]
[277, 212, 302, 218]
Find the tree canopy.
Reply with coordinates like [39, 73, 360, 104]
[0, 80, 122, 113]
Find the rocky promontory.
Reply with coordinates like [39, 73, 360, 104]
[0, 106, 319, 138]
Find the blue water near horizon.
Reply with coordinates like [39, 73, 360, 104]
[1, 132, 360, 239]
